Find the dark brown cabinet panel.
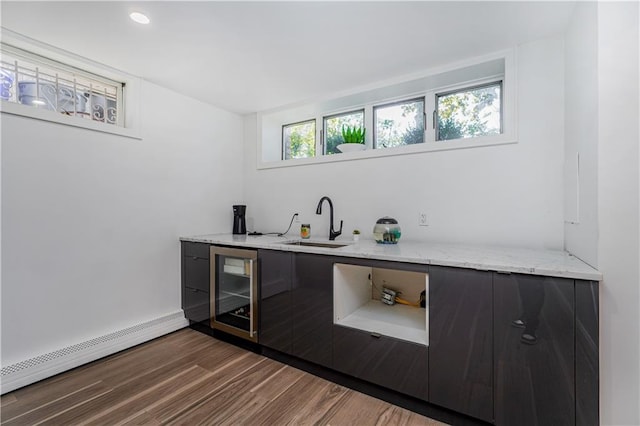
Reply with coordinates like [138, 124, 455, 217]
[291, 253, 334, 368]
[575, 280, 599, 426]
[183, 286, 209, 322]
[183, 256, 210, 293]
[334, 325, 428, 400]
[183, 241, 211, 259]
[181, 242, 210, 323]
[235, 246, 598, 425]
[494, 273, 575, 426]
[428, 266, 493, 422]
[259, 249, 293, 354]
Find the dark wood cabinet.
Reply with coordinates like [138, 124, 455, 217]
[257, 250, 334, 369]
[493, 273, 575, 426]
[181, 242, 210, 323]
[333, 325, 428, 400]
[251, 247, 599, 425]
[428, 266, 493, 422]
[258, 249, 293, 354]
[291, 253, 334, 368]
[575, 280, 599, 426]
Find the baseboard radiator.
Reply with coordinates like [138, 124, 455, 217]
[1, 311, 189, 394]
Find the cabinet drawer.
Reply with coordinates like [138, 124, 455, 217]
[184, 256, 209, 292]
[184, 286, 210, 323]
[182, 241, 210, 259]
[333, 325, 428, 401]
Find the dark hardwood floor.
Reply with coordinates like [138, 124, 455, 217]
[1, 328, 445, 425]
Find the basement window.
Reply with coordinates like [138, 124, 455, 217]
[435, 81, 502, 141]
[259, 51, 516, 168]
[1, 43, 125, 128]
[323, 109, 364, 155]
[374, 97, 425, 149]
[282, 119, 316, 160]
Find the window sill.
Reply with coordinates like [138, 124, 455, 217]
[257, 134, 517, 170]
[1, 100, 142, 140]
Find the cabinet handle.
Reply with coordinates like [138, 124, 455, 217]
[188, 287, 198, 292]
[192, 256, 198, 260]
[370, 332, 381, 339]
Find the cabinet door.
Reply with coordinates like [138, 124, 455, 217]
[429, 266, 493, 422]
[259, 250, 293, 354]
[334, 325, 428, 400]
[183, 256, 210, 292]
[183, 241, 211, 259]
[181, 242, 210, 323]
[494, 273, 575, 426]
[575, 281, 599, 426]
[183, 287, 210, 322]
[292, 253, 334, 368]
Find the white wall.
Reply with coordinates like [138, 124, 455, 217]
[1, 80, 244, 366]
[564, 1, 599, 267]
[595, 2, 640, 424]
[243, 36, 565, 250]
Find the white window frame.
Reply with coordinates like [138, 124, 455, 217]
[0, 28, 141, 140]
[257, 49, 517, 169]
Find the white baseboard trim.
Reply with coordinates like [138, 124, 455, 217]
[1, 311, 189, 394]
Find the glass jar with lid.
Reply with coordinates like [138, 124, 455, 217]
[373, 217, 401, 244]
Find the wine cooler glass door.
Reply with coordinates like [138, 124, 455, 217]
[210, 246, 257, 342]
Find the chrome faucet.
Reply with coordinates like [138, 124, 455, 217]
[316, 196, 343, 241]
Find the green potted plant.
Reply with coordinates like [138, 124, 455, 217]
[352, 229, 361, 242]
[338, 125, 366, 153]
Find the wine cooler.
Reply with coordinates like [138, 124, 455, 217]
[210, 246, 258, 342]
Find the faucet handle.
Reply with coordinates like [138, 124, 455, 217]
[329, 220, 344, 240]
[332, 220, 343, 240]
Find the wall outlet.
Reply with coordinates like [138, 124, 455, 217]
[418, 212, 428, 226]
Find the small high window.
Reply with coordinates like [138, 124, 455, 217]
[1, 44, 123, 126]
[436, 82, 502, 141]
[263, 54, 514, 167]
[323, 109, 364, 155]
[374, 98, 425, 149]
[282, 119, 316, 160]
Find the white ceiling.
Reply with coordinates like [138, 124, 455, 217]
[1, 1, 576, 115]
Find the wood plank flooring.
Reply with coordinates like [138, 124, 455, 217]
[1, 328, 445, 425]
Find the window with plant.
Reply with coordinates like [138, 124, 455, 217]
[277, 78, 507, 162]
[323, 110, 364, 154]
[266, 54, 514, 166]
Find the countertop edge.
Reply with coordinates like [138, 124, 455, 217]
[179, 235, 603, 282]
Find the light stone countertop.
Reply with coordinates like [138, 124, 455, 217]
[180, 233, 602, 281]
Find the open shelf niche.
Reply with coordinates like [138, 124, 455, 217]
[333, 263, 429, 346]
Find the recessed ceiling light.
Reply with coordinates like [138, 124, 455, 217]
[129, 12, 150, 25]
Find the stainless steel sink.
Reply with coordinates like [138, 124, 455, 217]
[281, 241, 349, 249]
